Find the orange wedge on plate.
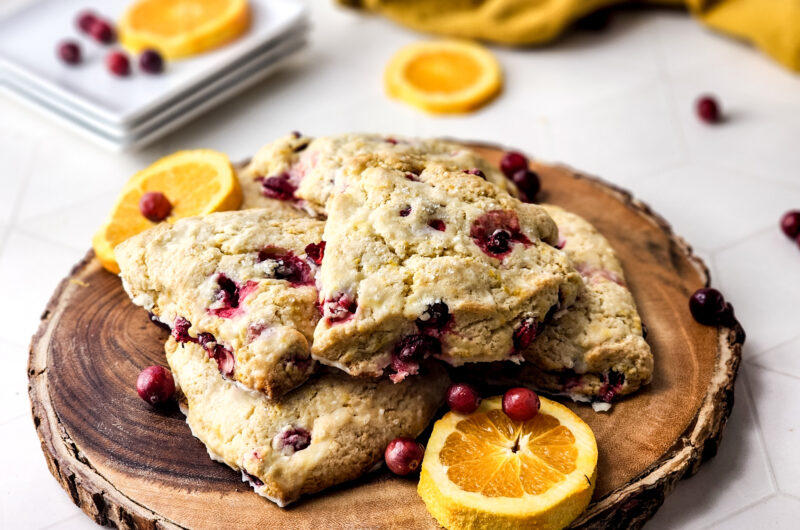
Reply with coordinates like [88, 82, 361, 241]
[385, 40, 503, 114]
[119, 0, 251, 59]
[418, 396, 597, 530]
[93, 150, 242, 274]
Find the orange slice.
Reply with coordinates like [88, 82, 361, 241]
[418, 396, 597, 530]
[385, 40, 503, 114]
[93, 150, 241, 273]
[119, 0, 251, 59]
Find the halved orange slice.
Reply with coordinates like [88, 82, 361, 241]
[92, 150, 241, 273]
[385, 40, 503, 114]
[418, 396, 597, 529]
[119, 0, 251, 59]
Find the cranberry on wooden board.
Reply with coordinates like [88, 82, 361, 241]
[136, 366, 175, 406]
[384, 437, 424, 476]
[511, 169, 541, 202]
[689, 288, 726, 326]
[446, 383, 481, 414]
[502, 387, 540, 422]
[500, 151, 528, 178]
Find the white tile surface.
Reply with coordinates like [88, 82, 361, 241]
[1, 0, 799, 528]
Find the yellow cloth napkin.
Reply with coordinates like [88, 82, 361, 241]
[338, 0, 800, 72]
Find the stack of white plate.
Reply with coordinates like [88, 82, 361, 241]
[0, 0, 308, 151]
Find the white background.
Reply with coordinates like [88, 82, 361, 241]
[2, 0, 799, 528]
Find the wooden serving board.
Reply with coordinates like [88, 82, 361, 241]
[28, 144, 743, 529]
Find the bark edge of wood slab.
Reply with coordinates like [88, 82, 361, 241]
[28, 143, 743, 530]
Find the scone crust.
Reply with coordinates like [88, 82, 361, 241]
[166, 338, 449, 506]
[116, 209, 325, 400]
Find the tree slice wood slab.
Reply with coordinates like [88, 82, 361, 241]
[29, 143, 743, 530]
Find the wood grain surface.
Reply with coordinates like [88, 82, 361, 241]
[28, 144, 744, 529]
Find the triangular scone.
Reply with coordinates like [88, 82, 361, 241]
[243, 132, 519, 216]
[517, 205, 653, 403]
[116, 209, 326, 400]
[166, 338, 449, 507]
[312, 161, 582, 380]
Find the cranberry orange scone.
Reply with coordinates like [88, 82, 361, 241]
[116, 209, 325, 400]
[243, 132, 519, 216]
[313, 162, 582, 380]
[166, 338, 449, 506]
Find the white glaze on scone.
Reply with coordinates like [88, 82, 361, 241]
[244, 133, 519, 216]
[166, 338, 449, 506]
[116, 209, 325, 400]
[312, 160, 582, 379]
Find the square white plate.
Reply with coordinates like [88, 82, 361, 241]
[0, 0, 307, 126]
[0, 37, 307, 151]
[1, 31, 307, 140]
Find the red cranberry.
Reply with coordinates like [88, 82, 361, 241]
[428, 220, 446, 231]
[464, 168, 486, 180]
[324, 293, 357, 324]
[780, 211, 800, 239]
[57, 41, 81, 65]
[405, 172, 419, 182]
[258, 173, 296, 200]
[139, 191, 172, 222]
[470, 210, 531, 258]
[197, 332, 216, 348]
[500, 151, 528, 178]
[512, 318, 539, 351]
[446, 383, 481, 414]
[136, 365, 175, 406]
[511, 169, 541, 202]
[172, 316, 194, 343]
[502, 387, 540, 422]
[384, 437, 424, 476]
[487, 229, 511, 254]
[210, 344, 235, 376]
[689, 287, 726, 325]
[599, 370, 625, 403]
[257, 248, 313, 286]
[276, 426, 311, 453]
[139, 49, 164, 74]
[305, 242, 325, 265]
[76, 10, 97, 33]
[696, 95, 721, 124]
[399, 206, 411, 217]
[90, 19, 116, 44]
[394, 334, 440, 363]
[416, 301, 450, 331]
[106, 51, 130, 77]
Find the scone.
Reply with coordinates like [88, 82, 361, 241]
[243, 132, 520, 216]
[465, 205, 653, 405]
[116, 209, 326, 400]
[312, 160, 583, 381]
[167, 337, 449, 507]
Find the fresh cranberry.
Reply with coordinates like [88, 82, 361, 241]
[136, 365, 175, 406]
[500, 151, 528, 178]
[399, 206, 411, 217]
[76, 10, 97, 33]
[696, 95, 721, 124]
[323, 293, 357, 324]
[780, 211, 800, 239]
[446, 383, 481, 414]
[90, 19, 115, 44]
[276, 426, 311, 453]
[258, 173, 296, 200]
[512, 318, 539, 351]
[172, 316, 194, 343]
[106, 51, 130, 76]
[147, 312, 171, 331]
[689, 287, 726, 325]
[257, 248, 313, 286]
[384, 437, 424, 476]
[305, 242, 325, 265]
[599, 371, 625, 403]
[57, 41, 81, 65]
[464, 168, 486, 180]
[511, 169, 541, 202]
[428, 220, 446, 231]
[416, 301, 450, 331]
[139, 191, 172, 222]
[502, 387, 540, 422]
[394, 334, 440, 363]
[470, 210, 531, 258]
[139, 49, 164, 74]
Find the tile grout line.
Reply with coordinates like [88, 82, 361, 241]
[744, 360, 800, 383]
[709, 225, 775, 257]
[697, 492, 779, 530]
[745, 334, 800, 362]
[740, 366, 781, 494]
